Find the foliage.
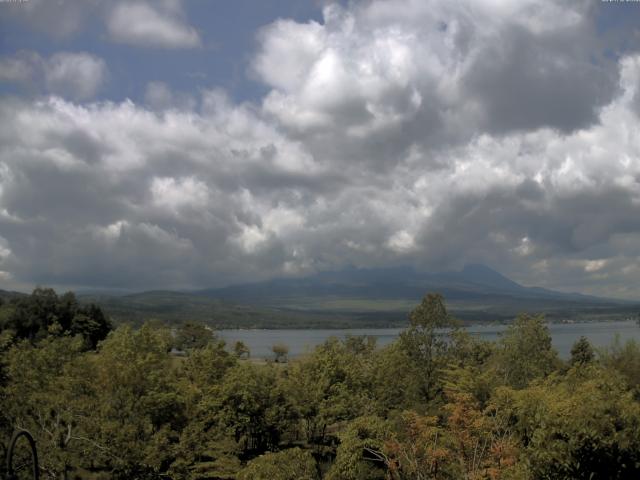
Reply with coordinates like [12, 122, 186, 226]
[493, 313, 560, 389]
[272, 343, 289, 363]
[570, 335, 595, 367]
[233, 340, 250, 358]
[0, 288, 111, 349]
[2, 335, 92, 477]
[284, 336, 377, 444]
[371, 341, 424, 412]
[444, 390, 519, 479]
[237, 448, 318, 480]
[2, 289, 640, 479]
[210, 363, 295, 455]
[492, 366, 640, 479]
[174, 321, 215, 351]
[599, 336, 640, 394]
[89, 325, 185, 470]
[181, 340, 236, 392]
[171, 420, 242, 480]
[326, 416, 389, 480]
[398, 293, 459, 404]
[385, 411, 457, 479]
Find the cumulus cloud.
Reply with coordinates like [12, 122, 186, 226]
[0, 51, 107, 100]
[144, 81, 196, 111]
[44, 53, 108, 101]
[1, 0, 199, 49]
[254, 0, 615, 174]
[107, 1, 201, 49]
[1, 0, 640, 299]
[0, 91, 328, 289]
[0, 51, 42, 84]
[1, 52, 640, 295]
[0, 0, 101, 39]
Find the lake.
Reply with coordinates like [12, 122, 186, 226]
[219, 320, 640, 359]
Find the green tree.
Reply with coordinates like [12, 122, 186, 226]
[210, 363, 295, 455]
[326, 416, 389, 480]
[3, 335, 97, 478]
[6, 287, 60, 341]
[70, 303, 112, 349]
[443, 330, 499, 408]
[171, 340, 240, 478]
[175, 321, 214, 351]
[599, 336, 640, 395]
[492, 367, 640, 479]
[234, 340, 250, 359]
[0, 288, 110, 349]
[371, 342, 422, 412]
[570, 336, 595, 367]
[398, 293, 458, 403]
[181, 340, 236, 393]
[238, 448, 318, 480]
[87, 324, 185, 474]
[285, 337, 376, 444]
[272, 343, 289, 363]
[171, 419, 241, 480]
[494, 313, 560, 389]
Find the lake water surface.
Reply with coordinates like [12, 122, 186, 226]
[219, 320, 640, 359]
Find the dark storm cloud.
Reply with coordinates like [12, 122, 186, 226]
[415, 183, 640, 270]
[465, 25, 616, 134]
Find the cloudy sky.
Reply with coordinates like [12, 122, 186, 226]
[1, 0, 640, 298]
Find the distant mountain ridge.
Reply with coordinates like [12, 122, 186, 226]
[196, 263, 620, 305]
[5, 265, 637, 328]
[0, 288, 26, 301]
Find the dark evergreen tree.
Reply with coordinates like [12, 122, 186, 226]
[0, 288, 111, 349]
[570, 336, 595, 366]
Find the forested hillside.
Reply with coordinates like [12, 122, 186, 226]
[2, 290, 640, 479]
[74, 265, 640, 329]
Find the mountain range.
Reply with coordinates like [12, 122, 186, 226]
[69, 264, 639, 328]
[198, 264, 607, 304]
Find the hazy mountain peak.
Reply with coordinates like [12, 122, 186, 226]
[456, 264, 523, 290]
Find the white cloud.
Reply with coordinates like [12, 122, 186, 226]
[1, 0, 200, 49]
[387, 230, 416, 253]
[584, 259, 608, 273]
[0, 51, 107, 100]
[1, 0, 640, 297]
[254, 19, 326, 92]
[144, 81, 196, 111]
[107, 2, 201, 49]
[255, 0, 612, 180]
[92, 220, 127, 244]
[151, 176, 209, 211]
[44, 52, 108, 101]
[0, 55, 638, 293]
[0, 55, 636, 293]
[0, 51, 42, 84]
[2, 0, 101, 39]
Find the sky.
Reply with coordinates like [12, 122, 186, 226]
[1, 0, 640, 298]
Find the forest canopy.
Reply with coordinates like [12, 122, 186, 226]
[1, 291, 640, 479]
